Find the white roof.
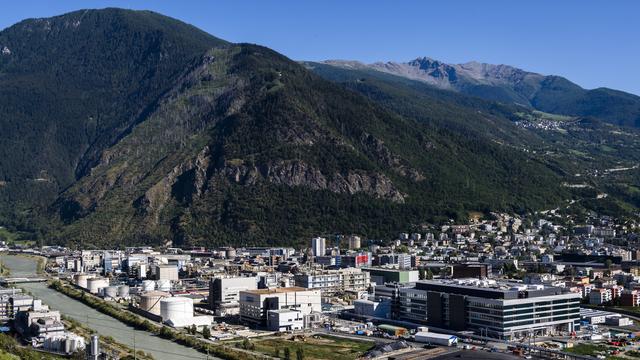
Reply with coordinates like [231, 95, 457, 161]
[415, 331, 456, 340]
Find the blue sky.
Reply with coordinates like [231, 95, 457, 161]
[1, 0, 639, 95]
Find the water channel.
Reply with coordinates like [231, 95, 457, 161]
[0, 254, 213, 360]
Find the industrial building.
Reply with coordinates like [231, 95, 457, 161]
[239, 287, 321, 327]
[311, 237, 326, 257]
[159, 296, 212, 328]
[208, 276, 257, 316]
[348, 236, 361, 250]
[153, 264, 179, 281]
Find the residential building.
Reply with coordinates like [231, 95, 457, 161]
[589, 288, 613, 305]
[294, 268, 370, 294]
[621, 290, 640, 307]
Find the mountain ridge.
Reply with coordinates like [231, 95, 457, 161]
[2, 8, 639, 248]
[322, 57, 640, 127]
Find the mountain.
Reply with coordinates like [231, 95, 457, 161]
[0, 9, 577, 248]
[0, 8, 226, 226]
[323, 58, 640, 127]
[304, 61, 640, 217]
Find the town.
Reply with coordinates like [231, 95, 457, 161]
[0, 210, 639, 359]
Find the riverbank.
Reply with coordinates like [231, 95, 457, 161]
[63, 315, 154, 359]
[0, 261, 9, 276]
[49, 279, 262, 360]
[0, 254, 208, 360]
[0, 333, 65, 359]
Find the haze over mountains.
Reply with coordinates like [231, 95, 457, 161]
[1, 8, 640, 248]
[323, 58, 640, 128]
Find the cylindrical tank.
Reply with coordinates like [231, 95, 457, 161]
[117, 285, 130, 298]
[160, 297, 193, 322]
[104, 286, 118, 299]
[90, 334, 99, 357]
[87, 278, 109, 294]
[74, 274, 90, 289]
[156, 279, 171, 292]
[138, 291, 167, 315]
[142, 280, 156, 291]
[225, 248, 237, 259]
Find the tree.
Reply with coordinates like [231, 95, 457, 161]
[425, 269, 434, 280]
[284, 347, 291, 360]
[189, 324, 198, 335]
[201, 326, 211, 339]
[419, 268, 426, 280]
[296, 347, 304, 360]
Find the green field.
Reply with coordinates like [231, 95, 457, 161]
[565, 343, 620, 359]
[251, 335, 375, 360]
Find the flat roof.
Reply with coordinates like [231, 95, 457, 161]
[243, 287, 309, 294]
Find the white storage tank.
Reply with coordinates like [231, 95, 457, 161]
[87, 278, 109, 294]
[225, 248, 237, 259]
[103, 286, 118, 299]
[142, 280, 156, 291]
[156, 279, 171, 292]
[160, 297, 193, 323]
[138, 291, 168, 315]
[117, 285, 130, 298]
[74, 274, 90, 289]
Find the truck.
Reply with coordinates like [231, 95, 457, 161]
[414, 331, 458, 346]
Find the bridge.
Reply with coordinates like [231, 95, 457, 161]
[0, 277, 47, 285]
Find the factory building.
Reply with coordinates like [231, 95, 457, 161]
[209, 276, 258, 316]
[267, 309, 304, 331]
[239, 287, 321, 327]
[153, 264, 179, 281]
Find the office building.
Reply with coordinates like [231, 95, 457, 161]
[390, 279, 581, 340]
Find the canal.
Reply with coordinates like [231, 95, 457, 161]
[0, 255, 213, 360]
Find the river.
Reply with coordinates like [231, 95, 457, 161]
[0, 255, 212, 360]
